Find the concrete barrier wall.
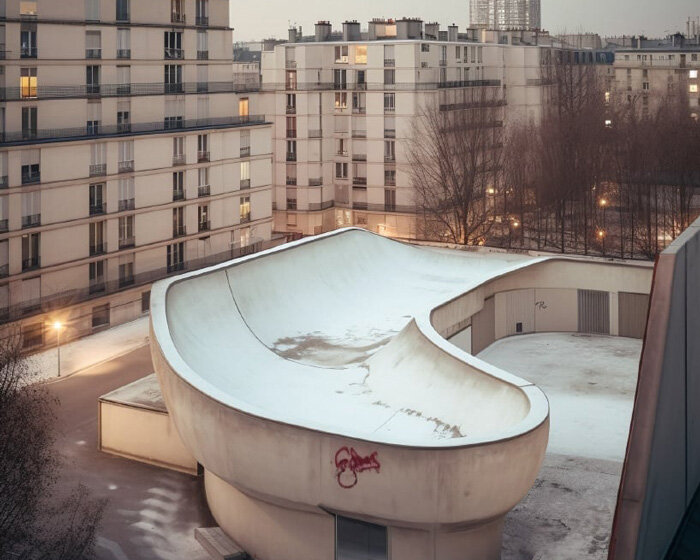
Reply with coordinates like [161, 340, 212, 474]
[98, 400, 198, 475]
[610, 220, 700, 560]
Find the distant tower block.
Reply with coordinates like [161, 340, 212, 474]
[469, 0, 541, 31]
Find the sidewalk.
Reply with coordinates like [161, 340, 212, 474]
[29, 317, 150, 384]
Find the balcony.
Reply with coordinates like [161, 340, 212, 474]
[173, 225, 187, 238]
[173, 154, 186, 166]
[119, 275, 135, 288]
[119, 236, 135, 249]
[197, 184, 211, 197]
[240, 146, 251, 157]
[352, 154, 367, 162]
[22, 257, 40, 271]
[167, 262, 185, 274]
[90, 243, 107, 256]
[240, 179, 251, 189]
[171, 12, 186, 24]
[286, 177, 297, 186]
[116, 84, 131, 96]
[173, 190, 185, 201]
[197, 50, 209, 60]
[89, 164, 107, 177]
[118, 198, 135, 212]
[117, 49, 131, 59]
[353, 177, 367, 186]
[117, 122, 132, 134]
[0, 176, 7, 189]
[164, 48, 184, 60]
[197, 82, 208, 93]
[21, 46, 37, 59]
[198, 221, 211, 232]
[286, 105, 296, 114]
[240, 214, 251, 224]
[22, 171, 40, 185]
[86, 49, 102, 59]
[352, 202, 368, 210]
[352, 130, 367, 139]
[384, 129, 396, 138]
[90, 203, 107, 216]
[308, 178, 323, 187]
[165, 83, 184, 94]
[286, 152, 297, 162]
[384, 59, 395, 67]
[89, 280, 106, 294]
[118, 160, 134, 173]
[0, 219, 8, 233]
[22, 214, 41, 229]
[87, 84, 101, 97]
[196, 15, 209, 26]
[198, 151, 210, 163]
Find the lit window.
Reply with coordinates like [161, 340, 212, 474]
[690, 70, 699, 79]
[354, 45, 367, 65]
[334, 45, 348, 63]
[238, 97, 249, 117]
[604, 91, 611, 103]
[605, 119, 613, 128]
[691, 85, 699, 94]
[20, 68, 37, 98]
[20, 0, 37, 16]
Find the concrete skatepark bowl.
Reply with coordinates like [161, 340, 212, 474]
[149, 228, 652, 560]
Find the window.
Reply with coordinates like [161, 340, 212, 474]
[118, 215, 134, 249]
[21, 149, 40, 183]
[286, 164, 296, 186]
[0, 198, 7, 233]
[167, 242, 185, 273]
[89, 221, 105, 255]
[239, 196, 251, 222]
[21, 233, 40, 271]
[86, 30, 101, 58]
[478, 46, 483, 63]
[384, 69, 395, 85]
[89, 260, 105, 293]
[240, 161, 250, 188]
[22, 322, 43, 349]
[285, 70, 297, 90]
[384, 140, 395, 162]
[20, 68, 37, 98]
[240, 130, 251, 157]
[384, 45, 395, 66]
[172, 171, 184, 200]
[384, 168, 396, 186]
[196, 0, 209, 25]
[20, 28, 37, 58]
[197, 134, 209, 161]
[164, 31, 183, 59]
[87, 100, 101, 135]
[171, 0, 185, 23]
[92, 304, 110, 328]
[85, 0, 100, 21]
[352, 92, 365, 113]
[198, 205, 209, 231]
[336, 516, 387, 560]
[335, 162, 348, 179]
[117, 100, 130, 132]
[355, 45, 367, 64]
[89, 183, 105, 215]
[197, 30, 208, 58]
[384, 115, 396, 138]
[119, 254, 134, 287]
[691, 85, 699, 94]
[384, 188, 396, 211]
[21, 191, 40, 228]
[335, 92, 348, 109]
[286, 187, 297, 210]
[118, 177, 135, 210]
[86, 65, 100, 95]
[172, 206, 185, 237]
[238, 97, 249, 117]
[116, 0, 129, 21]
[198, 167, 209, 196]
[286, 93, 296, 112]
[456, 45, 461, 59]
[118, 140, 134, 172]
[141, 291, 151, 313]
[384, 93, 395, 112]
[117, 28, 130, 58]
[335, 45, 348, 63]
[286, 116, 296, 138]
[22, 107, 37, 139]
[691, 70, 699, 79]
[164, 65, 183, 93]
[20, 1, 37, 17]
[421, 43, 430, 52]
[172, 136, 185, 165]
[334, 69, 347, 90]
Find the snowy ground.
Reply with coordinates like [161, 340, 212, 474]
[29, 317, 150, 384]
[474, 333, 643, 559]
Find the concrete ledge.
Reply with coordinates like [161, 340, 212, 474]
[195, 528, 250, 560]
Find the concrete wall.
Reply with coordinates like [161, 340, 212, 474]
[610, 219, 700, 560]
[98, 400, 198, 475]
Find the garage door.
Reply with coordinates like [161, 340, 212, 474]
[578, 289, 610, 334]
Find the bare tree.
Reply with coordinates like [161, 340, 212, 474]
[0, 330, 105, 560]
[407, 86, 505, 245]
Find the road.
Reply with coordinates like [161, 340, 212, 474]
[46, 344, 212, 560]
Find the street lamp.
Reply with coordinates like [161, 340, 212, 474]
[53, 321, 63, 378]
[599, 198, 608, 256]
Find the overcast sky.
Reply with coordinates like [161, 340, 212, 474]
[230, 0, 697, 42]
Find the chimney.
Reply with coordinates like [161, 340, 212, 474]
[315, 21, 332, 42]
[424, 22, 439, 40]
[368, 18, 386, 41]
[448, 24, 458, 42]
[397, 18, 423, 40]
[288, 27, 297, 43]
[343, 20, 361, 42]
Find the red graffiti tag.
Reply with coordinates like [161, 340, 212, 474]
[335, 447, 381, 489]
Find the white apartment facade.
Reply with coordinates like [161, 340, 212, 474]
[0, 0, 274, 349]
[261, 20, 555, 240]
[612, 46, 700, 118]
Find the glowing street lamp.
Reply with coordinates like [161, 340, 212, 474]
[53, 321, 63, 378]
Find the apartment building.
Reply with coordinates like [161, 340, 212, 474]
[0, 0, 274, 349]
[612, 41, 700, 118]
[261, 19, 563, 240]
[470, 0, 541, 32]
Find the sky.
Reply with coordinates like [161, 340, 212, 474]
[229, 0, 697, 42]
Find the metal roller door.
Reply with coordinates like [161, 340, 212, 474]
[578, 289, 610, 334]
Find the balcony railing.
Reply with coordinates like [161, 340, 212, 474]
[384, 129, 396, 138]
[286, 129, 297, 139]
[89, 280, 106, 294]
[22, 214, 41, 229]
[353, 177, 367, 185]
[286, 199, 297, 210]
[196, 15, 209, 26]
[307, 200, 335, 211]
[198, 185, 211, 197]
[0, 264, 9, 278]
[164, 48, 184, 60]
[117, 122, 132, 134]
[90, 203, 107, 216]
[286, 105, 296, 114]
[308, 178, 323, 187]
[87, 84, 101, 97]
[0, 115, 266, 146]
[0, 219, 8, 233]
[240, 179, 251, 189]
[336, 150, 348, 157]
[167, 262, 185, 274]
[117, 49, 131, 59]
[198, 221, 211, 232]
[90, 243, 107, 256]
[173, 154, 186, 166]
[197, 50, 209, 60]
[240, 214, 251, 224]
[118, 160, 134, 173]
[86, 49, 102, 59]
[384, 59, 395, 67]
[240, 146, 251, 157]
[352, 130, 367, 138]
[119, 236, 135, 249]
[0, 176, 7, 189]
[259, 79, 502, 93]
[20, 46, 37, 58]
[171, 12, 186, 24]
[352, 154, 367, 161]
[198, 150, 210, 162]
[89, 164, 107, 177]
[352, 107, 366, 114]
[165, 83, 184, 94]
[119, 275, 135, 288]
[385, 177, 397, 186]
[286, 152, 297, 162]
[173, 225, 187, 237]
[22, 257, 40, 271]
[22, 171, 40, 185]
[286, 177, 297, 186]
[118, 199, 135, 212]
[173, 190, 185, 201]
[384, 155, 396, 163]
